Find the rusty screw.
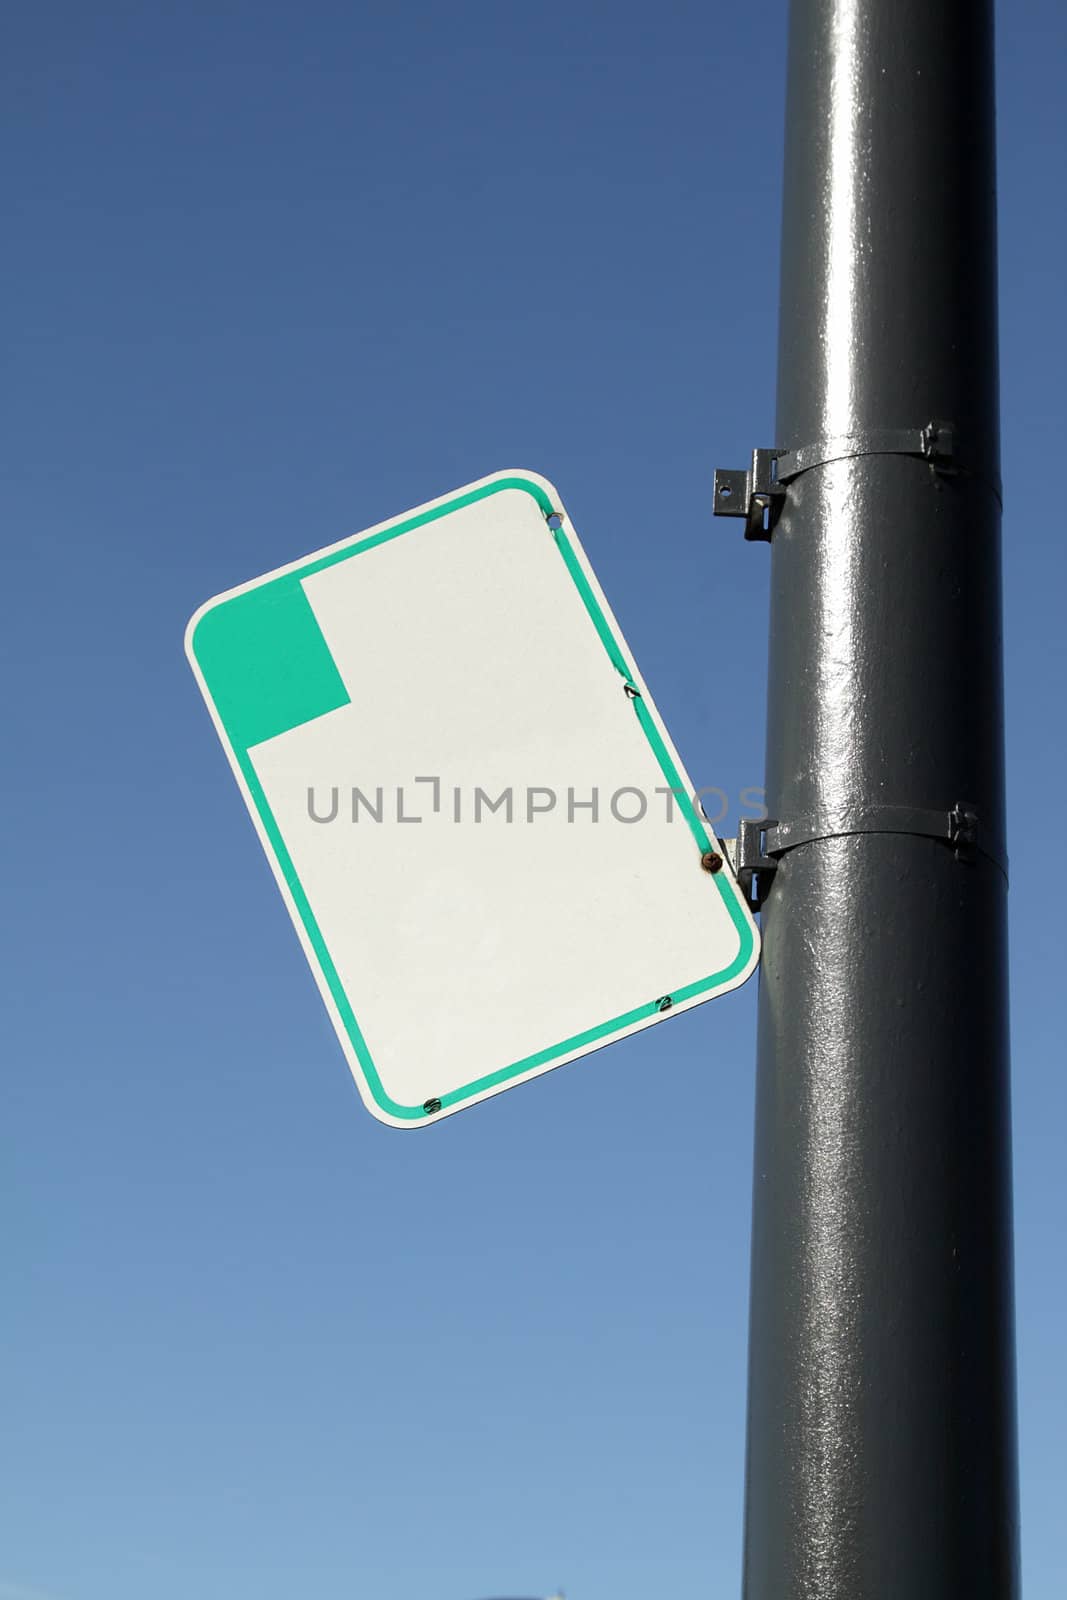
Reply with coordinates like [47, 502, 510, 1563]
[701, 849, 724, 874]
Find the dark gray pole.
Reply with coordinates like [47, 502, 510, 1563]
[741, 2, 1019, 1596]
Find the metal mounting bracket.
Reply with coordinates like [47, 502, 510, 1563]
[724, 799, 1005, 912]
[713, 418, 997, 543]
[722, 818, 780, 910]
[713, 449, 787, 542]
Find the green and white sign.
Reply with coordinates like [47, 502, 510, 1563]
[186, 471, 759, 1126]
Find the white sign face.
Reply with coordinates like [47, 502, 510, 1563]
[186, 471, 759, 1127]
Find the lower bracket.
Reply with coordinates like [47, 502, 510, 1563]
[724, 800, 1005, 912]
[723, 818, 780, 911]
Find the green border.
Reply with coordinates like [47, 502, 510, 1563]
[191, 476, 757, 1120]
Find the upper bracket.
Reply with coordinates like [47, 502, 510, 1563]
[713, 418, 999, 543]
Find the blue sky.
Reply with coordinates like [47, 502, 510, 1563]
[3, 3, 1064, 1597]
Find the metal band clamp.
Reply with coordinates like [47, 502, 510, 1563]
[725, 801, 1007, 910]
[714, 420, 1001, 542]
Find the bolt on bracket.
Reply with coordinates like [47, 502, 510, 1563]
[713, 448, 787, 542]
[722, 818, 780, 910]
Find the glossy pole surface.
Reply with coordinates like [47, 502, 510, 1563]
[742, 3, 1019, 1596]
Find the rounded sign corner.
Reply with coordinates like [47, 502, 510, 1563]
[184, 592, 223, 670]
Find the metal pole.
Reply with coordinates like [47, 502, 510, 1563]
[741, 2, 1019, 1595]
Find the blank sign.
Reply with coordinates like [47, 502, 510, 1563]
[186, 471, 759, 1126]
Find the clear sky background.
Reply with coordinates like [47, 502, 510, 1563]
[3, 3, 1064, 1598]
